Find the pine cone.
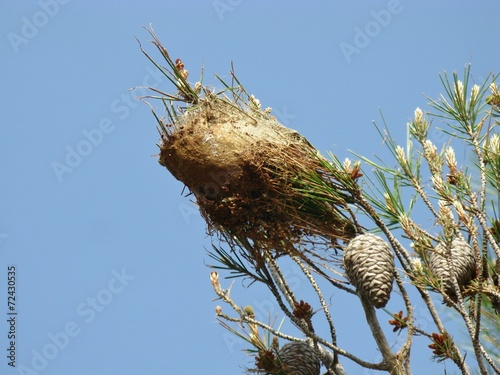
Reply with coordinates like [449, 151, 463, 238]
[343, 233, 395, 308]
[277, 342, 320, 375]
[428, 238, 477, 303]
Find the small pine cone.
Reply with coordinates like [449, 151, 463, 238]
[343, 233, 395, 308]
[428, 238, 477, 303]
[277, 342, 320, 375]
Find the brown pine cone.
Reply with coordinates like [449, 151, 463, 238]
[343, 233, 395, 308]
[277, 342, 320, 375]
[428, 238, 476, 303]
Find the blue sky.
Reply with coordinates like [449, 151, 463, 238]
[1, 1, 499, 374]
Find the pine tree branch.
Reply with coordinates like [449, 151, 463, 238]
[358, 294, 405, 375]
[393, 271, 414, 364]
[264, 253, 297, 310]
[290, 254, 341, 369]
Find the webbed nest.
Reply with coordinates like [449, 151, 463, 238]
[158, 94, 357, 254]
